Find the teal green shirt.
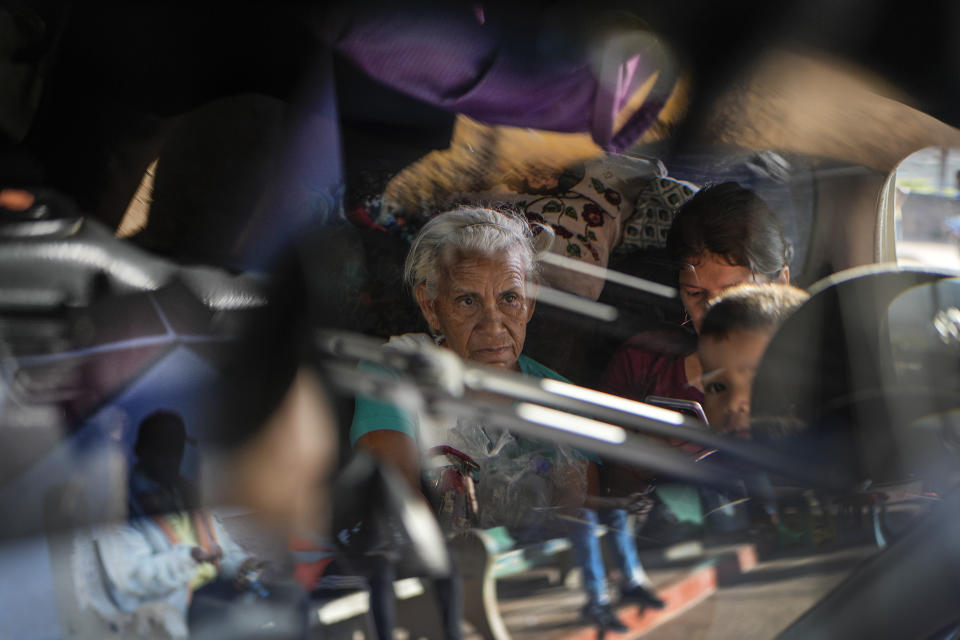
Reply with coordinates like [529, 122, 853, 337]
[349, 353, 569, 448]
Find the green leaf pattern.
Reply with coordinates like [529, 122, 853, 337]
[542, 200, 562, 213]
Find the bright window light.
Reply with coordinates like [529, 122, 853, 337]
[539, 379, 685, 426]
[516, 402, 628, 444]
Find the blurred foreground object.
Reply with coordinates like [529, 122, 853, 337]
[752, 266, 960, 489]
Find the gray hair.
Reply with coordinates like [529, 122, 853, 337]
[403, 206, 550, 298]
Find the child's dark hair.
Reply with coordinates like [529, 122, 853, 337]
[666, 182, 793, 278]
[700, 283, 809, 341]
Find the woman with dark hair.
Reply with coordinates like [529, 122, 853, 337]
[602, 182, 793, 406]
[599, 182, 793, 537]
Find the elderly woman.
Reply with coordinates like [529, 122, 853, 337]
[350, 207, 662, 635]
[350, 207, 552, 478]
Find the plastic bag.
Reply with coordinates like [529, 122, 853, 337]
[445, 418, 588, 530]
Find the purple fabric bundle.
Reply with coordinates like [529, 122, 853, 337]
[329, 5, 674, 152]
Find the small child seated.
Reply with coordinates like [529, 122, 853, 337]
[697, 283, 809, 439]
[697, 283, 809, 537]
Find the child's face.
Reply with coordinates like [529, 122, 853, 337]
[698, 329, 773, 438]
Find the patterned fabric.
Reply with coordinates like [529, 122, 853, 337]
[619, 177, 697, 253]
[354, 156, 694, 302]
[521, 166, 628, 264]
[460, 155, 664, 299]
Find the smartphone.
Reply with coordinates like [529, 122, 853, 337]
[644, 395, 709, 426]
[644, 396, 713, 459]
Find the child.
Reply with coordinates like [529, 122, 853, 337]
[696, 283, 810, 538]
[698, 283, 809, 438]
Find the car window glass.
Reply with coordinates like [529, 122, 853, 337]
[894, 147, 960, 271]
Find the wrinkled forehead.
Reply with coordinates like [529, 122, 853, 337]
[436, 246, 529, 288]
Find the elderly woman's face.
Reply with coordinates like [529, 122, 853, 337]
[416, 248, 535, 369]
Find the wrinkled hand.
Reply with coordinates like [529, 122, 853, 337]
[191, 545, 223, 564]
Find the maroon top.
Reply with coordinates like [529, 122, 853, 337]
[601, 328, 704, 405]
[598, 327, 705, 493]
